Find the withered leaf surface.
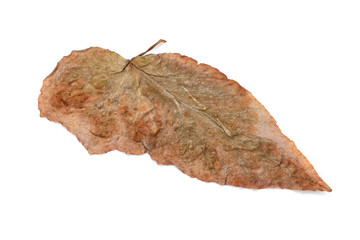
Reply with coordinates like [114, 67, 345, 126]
[39, 40, 331, 191]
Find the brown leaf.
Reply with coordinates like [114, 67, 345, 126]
[38, 40, 331, 192]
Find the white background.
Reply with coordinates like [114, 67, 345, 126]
[1, 0, 359, 239]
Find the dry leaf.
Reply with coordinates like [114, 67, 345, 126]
[38, 40, 331, 191]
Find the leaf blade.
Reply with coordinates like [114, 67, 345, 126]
[39, 46, 331, 192]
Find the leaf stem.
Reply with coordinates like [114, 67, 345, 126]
[136, 39, 167, 57]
